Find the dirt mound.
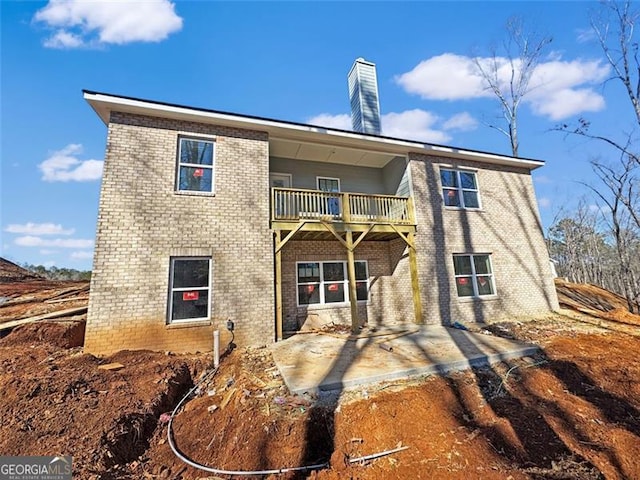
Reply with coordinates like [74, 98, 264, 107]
[555, 278, 640, 326]
[0, 322, 207, 479]
[0, 257, 43, 283]
[0, 320, 85, 348]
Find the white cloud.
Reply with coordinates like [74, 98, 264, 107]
[39, 249, 59, 255]
[396, 53, 610, 120]
[527, 59, 609, 119]
[14, 236, 94, 249]
[396, 54, 489, 100]
[70, 250, 94, 260]
[307, 113, 352, 130]
[442, 112, 478, 132]
[39, 144, 103, 182]
[5, 222, 74, 236]
[538, 197, 552, 208]
[44, 30, 83, 48]
[530, 87, 605, 120]
[381, 109, 451, 143]
[34, 0, 183, 49]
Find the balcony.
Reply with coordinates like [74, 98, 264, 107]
[271, 187, 421, 340]
[271, 187, 415, 226]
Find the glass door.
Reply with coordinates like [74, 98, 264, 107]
[317, 177, 341, 217]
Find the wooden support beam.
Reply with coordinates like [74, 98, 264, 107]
[389, 224, 415, 249]
[352, 223, 375, 250]
[272, 220, 416, 234]
[320, 221, 350, 250]
[275, 221, 306, 253]
[275, 230, 283, 341]
[407, 232, 423, 324]
[345, 231, 360, 332]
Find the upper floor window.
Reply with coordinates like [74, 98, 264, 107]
[440, 169, 480, 209]
[452, 254, 495, 298]
[177, 138, 215, 193]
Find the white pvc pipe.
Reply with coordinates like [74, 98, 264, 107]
[213, 330, 220, 368]
[167, 353, 409, 476]
[348, 445, 409, 464]
[167, 368, 328, 475]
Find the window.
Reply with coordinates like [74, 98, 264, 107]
[316, 177, 341, 216]
[440, 169, 480, 209]
[297, 260, 368, 306]
[169, 257, 211, 322]
[452, 254, 495, 298]
[317, 177, 340, 193]
[177, 138, 215, 193]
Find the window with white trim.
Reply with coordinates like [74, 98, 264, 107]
[169, 257, 211, 322]
[297, 261, 368, 306]
[452, 254, 495, 298]
[177, 138, 215, 193]
[440, 169, 480, 209]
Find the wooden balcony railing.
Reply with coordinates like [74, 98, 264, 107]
[271, 187, 415, 225]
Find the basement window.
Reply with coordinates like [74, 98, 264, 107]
[176, 138, 215, 193]
[297, 260, 368, 306]
[440, 169, 480, 209]
[452, 254, 495, 298]
[169, 257, 211, 322]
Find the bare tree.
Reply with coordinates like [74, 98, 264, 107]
[587, 158, 640, 312]
[556, 1, 640, 165]
[551, 1, 640, 312]
[473, 17, 552, 157]
[593, 0, 640, 126]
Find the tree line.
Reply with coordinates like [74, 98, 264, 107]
[21, 263, 91, 282]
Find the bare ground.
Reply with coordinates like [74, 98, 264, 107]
[0, 279, 638, 479]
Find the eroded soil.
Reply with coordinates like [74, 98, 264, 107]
[0, 279, 638, 479]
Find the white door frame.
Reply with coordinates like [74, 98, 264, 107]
[270, 172, 292, 188]
[316, 176, 341, 192]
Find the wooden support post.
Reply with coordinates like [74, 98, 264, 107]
[407, 232, 423, 324]
[345, 231, 359, 333]
[275, 230, 283, 341]
[342, 192, 351, 222]
[407, 195, 417, 224]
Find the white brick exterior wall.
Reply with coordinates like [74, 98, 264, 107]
[85, 110, 558, 355]
[86, 112, 274, 354]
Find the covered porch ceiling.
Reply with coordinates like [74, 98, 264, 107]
[269, 137, 400, 168]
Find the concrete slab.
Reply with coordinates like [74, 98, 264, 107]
[270, 325, 539, 394]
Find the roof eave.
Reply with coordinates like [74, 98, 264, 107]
[83, 90, 545, 171]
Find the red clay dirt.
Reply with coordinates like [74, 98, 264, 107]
[0, 257, 44, 283]
[555, 278, 640, 327]
[0, 278, 638, 479]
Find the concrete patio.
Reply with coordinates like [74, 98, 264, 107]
[270, 325, 539, 394]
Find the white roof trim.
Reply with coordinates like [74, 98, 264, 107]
[83, 91, 545, 170]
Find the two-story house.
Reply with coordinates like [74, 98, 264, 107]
[83, 90, 558, 355]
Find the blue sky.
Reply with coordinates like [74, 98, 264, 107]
[0, 1, 633, 270]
